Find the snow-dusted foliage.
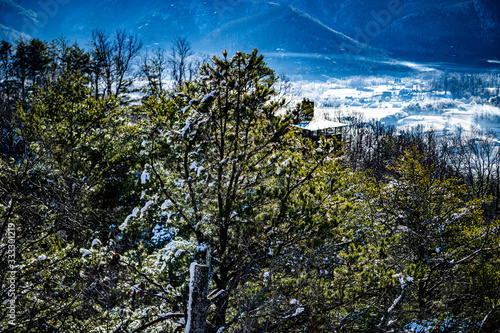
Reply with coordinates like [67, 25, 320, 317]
[3, 42, 500, 332]
[112, 49, 347, 331]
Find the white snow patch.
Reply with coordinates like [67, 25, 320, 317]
[190, 161, 205, 176]
[161, 199, 173, 210]
[140, 200, 154, 218]
[196, 243, 208, 252]
[294, 307, 304, 316]
[284, 307, 305, 318]
[80, 248, 91, 258]
[151, 224, 177, 244]
[181, 120, 192, 136]
[130, 283, 143, 292]
[119, 207, 140, 231]
[201, 91, 218, 103]
[397, 115, 473, 132]
[141, 170, 150, 184]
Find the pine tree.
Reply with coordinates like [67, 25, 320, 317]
[0, 71, 139, 331]
[359, 148, 500, 331]
[118, 49, 345, 332]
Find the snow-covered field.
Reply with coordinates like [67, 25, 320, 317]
[287, 72, 500, 136]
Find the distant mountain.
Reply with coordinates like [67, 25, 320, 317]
[196, 4, 364, 53]
[1, 0, 498, 76]
[286, 0, 500, 63]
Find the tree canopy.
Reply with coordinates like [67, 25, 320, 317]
[0, 36, 499, 332]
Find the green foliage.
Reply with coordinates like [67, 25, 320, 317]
[51, 37, 91, 77]
[1, 35, 500, 332]
[13, 38, 51, 93]
[17, 71, 138, 217]
[290, 98, 315, 124]
[356, 148, 500, 331]
[0, 71, 141, 331]
[116, 49, 346, 331]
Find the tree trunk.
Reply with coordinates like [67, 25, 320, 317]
[186, 263, 210, 333]
[213, 295, 228, 332]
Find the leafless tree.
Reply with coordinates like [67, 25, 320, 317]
[448, 128, 500, 202]
[169, 37, 194, 88]
[91, 29, 112, 98]
[113, 29, 143, 98]
[273, 73, 296, 107]
[140, 48, 167, 94]
[187, 53, 208, 83]
[91, 29, 142, 99]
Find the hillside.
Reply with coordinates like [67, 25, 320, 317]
[0, 0, 498, 75]
[288, 0, 500, 62]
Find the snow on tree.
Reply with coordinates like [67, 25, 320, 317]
[120, 49, 345, 331]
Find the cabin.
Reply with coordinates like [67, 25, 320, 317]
[294, 100, 348, 141]
[296, 118, 348, 142]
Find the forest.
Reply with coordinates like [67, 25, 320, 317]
[1, 32, 500, 333]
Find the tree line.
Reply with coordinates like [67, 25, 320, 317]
[338, 113, 500, 216]
[0, 31, 202, 103]
[430, 72, 500, 100]
[0, 34, 499, 332]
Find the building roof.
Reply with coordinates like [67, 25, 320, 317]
[296, 119, 348, 131]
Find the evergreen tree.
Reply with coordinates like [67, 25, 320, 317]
[115, 49, 345, 332]
[0, 72, 139, 331]
[359, 148, 500, 331]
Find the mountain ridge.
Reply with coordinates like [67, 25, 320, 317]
[0, 0, 498, 77]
